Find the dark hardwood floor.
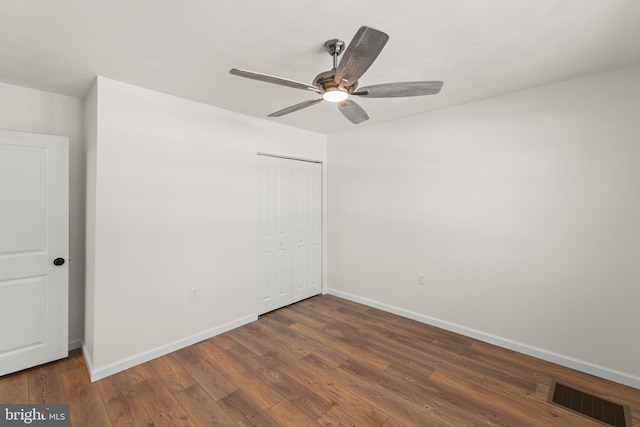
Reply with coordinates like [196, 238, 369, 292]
[1, 294, 639, 426]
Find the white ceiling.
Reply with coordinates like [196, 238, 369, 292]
[2, 0, 639, 134]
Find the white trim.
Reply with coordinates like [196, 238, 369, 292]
[326, 288, 640, 390]
[68, 338, 82, 351]
[257, 152, 322, 164]
[83, 314, 257, 382]
[81, 342, 94, 378]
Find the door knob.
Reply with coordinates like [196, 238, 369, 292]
[53, 258, 65, 266]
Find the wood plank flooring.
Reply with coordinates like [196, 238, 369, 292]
[1, 294, 639, 426]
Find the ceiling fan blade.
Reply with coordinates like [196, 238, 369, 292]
[230, 68, 320, 93]
[355, 81, 444, 98]
[334, 26, 389, 87]
[338, 99, 369, 124]
[268, 98, 323, 117]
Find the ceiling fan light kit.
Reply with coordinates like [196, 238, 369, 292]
[229, 25, 444, 124]
[322, 88, 349, 102]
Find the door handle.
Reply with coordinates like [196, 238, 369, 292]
[53, 258, 65, 266]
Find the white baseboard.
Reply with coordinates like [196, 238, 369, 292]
[68, 338, 82, 351]
[81, 343, 94, 378]
[83, 313, 258, 382]
[326, 288, 640, 390]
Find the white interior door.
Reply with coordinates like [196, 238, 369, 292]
[257, 155, 321, 315]
[257, 156, 293, 314]
[0, 129, 69, 376]
[291, 160, 322, 302]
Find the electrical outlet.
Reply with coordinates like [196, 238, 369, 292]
[417, 274, 425, 286]
[190, 287, 200, 301]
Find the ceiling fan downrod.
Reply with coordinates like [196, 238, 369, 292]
[324, 39, 345, 70]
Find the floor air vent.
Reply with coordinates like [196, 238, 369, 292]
[549, 381, 630, 427]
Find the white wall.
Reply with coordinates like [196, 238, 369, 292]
[84, 77, 326, 380]
[0, 82, 85, 349]
[327, 63, 640, 388]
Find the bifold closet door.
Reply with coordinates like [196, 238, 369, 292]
[257, 155, 321, 315]
[257, 156, 292, 315]
[291, 160, 322, 302]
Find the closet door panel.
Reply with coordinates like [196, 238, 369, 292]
[292, 161, 322, 302]
[257, 156, 292, 314]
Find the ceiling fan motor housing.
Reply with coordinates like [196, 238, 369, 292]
[313, 70, 357, 92]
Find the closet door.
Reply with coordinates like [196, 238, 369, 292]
[291, 160, 322, 302]
[257, 156, 292, 315]
[257, 155, 321, 315]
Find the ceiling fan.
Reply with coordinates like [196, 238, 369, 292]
[229, 26, 443, 124]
